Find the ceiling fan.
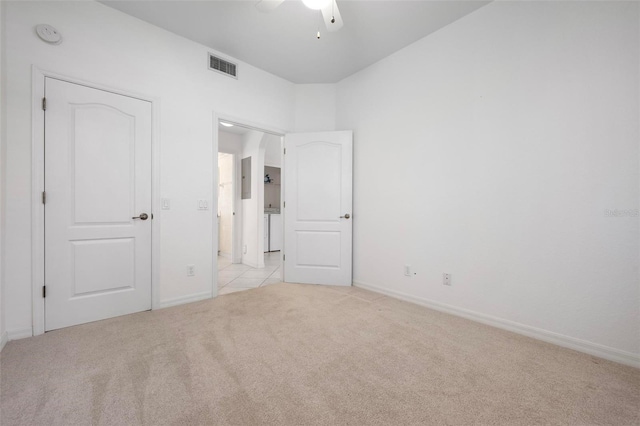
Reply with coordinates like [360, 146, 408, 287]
[256, 0, 344, 37]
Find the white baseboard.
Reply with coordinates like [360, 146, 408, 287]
[242, 260, 259, 269]
[7, 327, 33, 341]
[0, 331, 8, 352]
[353, 280, 640, 369]
[158, 291, 213, 309]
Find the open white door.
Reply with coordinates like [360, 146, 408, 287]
[283, 131, 352, 286]
[44, 78, 152, 331]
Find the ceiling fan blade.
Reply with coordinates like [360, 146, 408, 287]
[321, 0, 343, 32]
[255, 0, 285, 13]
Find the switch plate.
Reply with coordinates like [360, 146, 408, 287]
[161, 198, 170, 210]
[443, 273, 451, 286]
[187, 264, 195, 276]
[404, 265, 412, 276]
[197, 199, 208, 210]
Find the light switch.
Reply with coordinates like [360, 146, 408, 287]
[161, 199, 170, 210]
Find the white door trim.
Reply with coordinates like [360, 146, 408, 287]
[31, 66, 161, 336]
[212, 112, 287, 288]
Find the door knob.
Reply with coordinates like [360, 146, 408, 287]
[132, 213, 149, 220]
[340, 213, 350, 219]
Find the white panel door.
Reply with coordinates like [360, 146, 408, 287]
[284, 131, 352, 286]
[45, 78, 152, 331]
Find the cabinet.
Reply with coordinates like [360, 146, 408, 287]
[263, 213, 282, 252]
[270, 214, 282, 251]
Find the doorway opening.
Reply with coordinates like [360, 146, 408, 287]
[217, 152, 234, 260]
[216, 119, 284, 295]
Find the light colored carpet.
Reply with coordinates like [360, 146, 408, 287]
[1, 283, 639, 425]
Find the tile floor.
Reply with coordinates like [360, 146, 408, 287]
[217, 252, 282, 295]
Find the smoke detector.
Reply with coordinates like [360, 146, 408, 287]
[35, 24, 62, 45]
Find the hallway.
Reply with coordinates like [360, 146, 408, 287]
[217, 252, 282, 295]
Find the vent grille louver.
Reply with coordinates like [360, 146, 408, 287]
[209, 54, 237, 78]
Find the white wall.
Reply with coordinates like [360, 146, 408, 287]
[217, 153, 234, 258]
[0, 0, 7, 350]
[219, 130, 244, 154]
[264, 134, 282, 168]
[4, 1, 295, 336]
[294, 84, 337, 132]
[337, 1, 639, 361]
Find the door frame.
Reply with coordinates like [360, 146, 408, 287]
[31, 66, 161, 336]
[217, 144, 243, 265]
[216, 151, 236, 261]
[212, 112, 286, 288]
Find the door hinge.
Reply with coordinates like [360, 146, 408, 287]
[284, 147, 286, 155]
[42, 286, 46, 298]
[283, 254, 285, 261]
[42, 191, 46, 204]
[283, 201, 285, 208]
[42, 97, 47, 111]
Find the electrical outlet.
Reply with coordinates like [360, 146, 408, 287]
[243, 245, 247, 254]
[443, 273, 451, 286]
[187, 264, 195, 276]
[404, 265, 412, 276]
[197, 199, 208, 210]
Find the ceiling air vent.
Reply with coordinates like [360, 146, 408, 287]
[208, 54, 238, 79]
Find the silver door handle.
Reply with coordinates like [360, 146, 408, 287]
[132, 213, 149, 220]
[340, 214, 350, 219]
